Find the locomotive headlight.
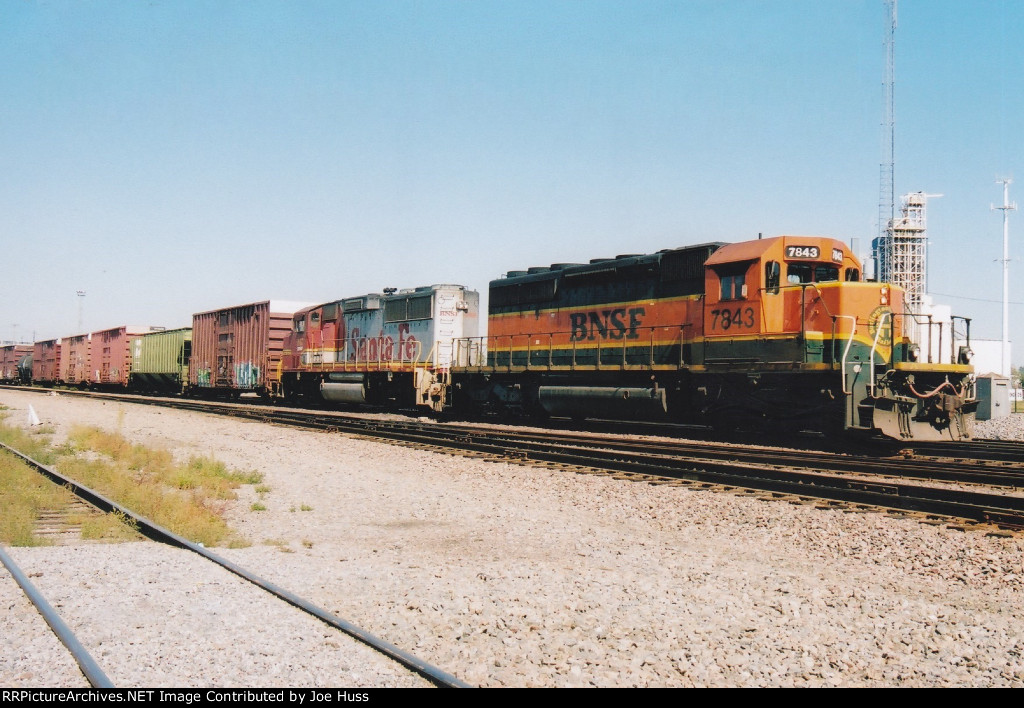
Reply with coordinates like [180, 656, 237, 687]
[909, 344, 921, 362]
[880, 286, 889, 305]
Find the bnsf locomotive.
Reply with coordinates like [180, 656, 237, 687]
[445, 235, 976, 441]
[11, 234, 977, 442]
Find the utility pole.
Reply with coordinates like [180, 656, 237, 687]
[993, 179, 1016, 377]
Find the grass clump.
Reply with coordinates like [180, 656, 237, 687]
[262, 538, 294, 553]
[59, 426, 264, 547]
[0, 414, 59, 465]
[0, 417, 262, 548]
[78, 511, 142, 542]
[0, 451, 70, 545]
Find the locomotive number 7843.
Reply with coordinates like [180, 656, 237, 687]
[710, 307, 755, 330]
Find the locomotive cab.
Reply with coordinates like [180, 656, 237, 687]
[703, 236, 874, 365]
[703, 236, 975, 440]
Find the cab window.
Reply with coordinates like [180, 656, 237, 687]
[814, 265, 839, 282]
[787, 264, 812, 284]
[787, 263, 839, 284]
[765, 261, 780, 294]
[720, 272, 746, 300]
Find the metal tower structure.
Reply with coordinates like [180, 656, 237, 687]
[874, 0, 897, 278]
[993, 179, 1016, 377]
[882, 192, 942, 344]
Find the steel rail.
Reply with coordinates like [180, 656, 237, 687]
[159, 405, 1024, 527]
[207, 404, 1024, 489]
[0, 442, 471, 689]
[0, 544, 114, 688]
[4, 383, 1021, 463]
[437, 426, 1024, 487]
[6, 387, 1024, 525]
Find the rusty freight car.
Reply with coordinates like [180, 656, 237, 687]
[90, 325, 165, 387]
[59, 333, 90, 386]
[32, 339, 60, 385]
[190, 300, 313, 398]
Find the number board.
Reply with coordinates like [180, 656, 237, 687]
[785, 245, 819, 260]
[831, 248, 844, 263]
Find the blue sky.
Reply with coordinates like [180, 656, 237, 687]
[1, 0, 1021, 364]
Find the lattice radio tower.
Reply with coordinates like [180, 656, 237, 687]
[875, 0, 897, 280]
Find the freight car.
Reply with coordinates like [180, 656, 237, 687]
[448, 235, 977, 441]
[190, 301, 313, 398]
[280, 284, 479, 408]
[32, 339, 60, 385]
[0, 345, 32, 384]
[129, 327, 192, 394]
[90, 325, 165, 387]
[59, 333, 91, 386]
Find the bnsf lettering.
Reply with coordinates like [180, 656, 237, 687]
[569, 308, 645, 341]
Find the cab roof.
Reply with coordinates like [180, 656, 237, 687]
[704, 235, 853, 267]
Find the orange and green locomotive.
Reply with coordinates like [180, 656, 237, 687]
[449, 235, 977, 441]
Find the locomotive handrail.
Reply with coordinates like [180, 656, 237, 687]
[868, 310, 893, 398]
[791, 283, 862, 372]
[888, 311, 938, 363]
[452, 325, 694, 372]
[951, 315, 972, 365]
[836, 315, 857, 395]
[301, 336, 425, 372]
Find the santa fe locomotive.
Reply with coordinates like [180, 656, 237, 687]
[12, 234, 978, 442]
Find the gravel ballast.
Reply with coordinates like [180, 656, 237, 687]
[2, 389, 1024, 687]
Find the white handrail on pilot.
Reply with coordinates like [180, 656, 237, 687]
[868, 311, 892, 398]
[837, 315, 857, 395]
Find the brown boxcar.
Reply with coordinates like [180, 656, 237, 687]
[0, 344, 32, 383]
[90, 326, 165, 387]
[59, 333, 90, 385]
[190, 301, 312, 398]
[32, 339, 61, 384]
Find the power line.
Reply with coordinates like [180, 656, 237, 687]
[930, 291, 1023, 305]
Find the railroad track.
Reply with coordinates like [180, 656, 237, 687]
[5, 383, 1023, 464]
[7, 387, 1024, 531]
[0, 441, 471, 689]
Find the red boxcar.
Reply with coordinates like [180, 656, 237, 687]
[90, 326, 165, 386]
[60, 334, 91, 385]
[0, 344, 32, 383]
[190, 300, 312, 398]
[32, 339, 61, 384]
